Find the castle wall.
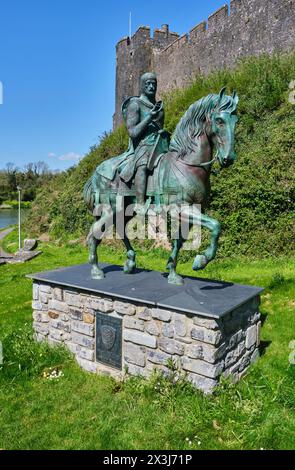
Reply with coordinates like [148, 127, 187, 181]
[114, 0, 295, 128]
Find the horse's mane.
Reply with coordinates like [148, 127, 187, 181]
[169, 93, 237, 156]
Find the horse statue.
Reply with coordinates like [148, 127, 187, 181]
[84, 87, 239, 285]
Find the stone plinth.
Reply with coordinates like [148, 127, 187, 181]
[28, 264, 263, 394]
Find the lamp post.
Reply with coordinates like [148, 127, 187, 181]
[16, 186, 21, 251]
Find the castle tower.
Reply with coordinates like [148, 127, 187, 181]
[113, 25, 179, 129]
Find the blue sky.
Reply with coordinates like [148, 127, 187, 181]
[0, 0, 229, 171]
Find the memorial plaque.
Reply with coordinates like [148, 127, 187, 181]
[96, 312, 122, 369]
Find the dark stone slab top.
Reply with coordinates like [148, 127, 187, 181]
[27, 263, 263, 319]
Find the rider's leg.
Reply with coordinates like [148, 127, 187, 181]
[135, 165, 147, 205]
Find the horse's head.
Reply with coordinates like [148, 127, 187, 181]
[208, 87, 239, 168]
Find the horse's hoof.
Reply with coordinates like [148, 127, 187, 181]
[168, 272, 184, 286]
[193, 255, 208, 271]
[123, 260, 136, 274]
[91, 267, 105, 280]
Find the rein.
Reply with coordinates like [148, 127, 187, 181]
[177, 153, 218, 170]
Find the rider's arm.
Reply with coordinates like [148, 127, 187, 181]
[126, 100, 153, 140]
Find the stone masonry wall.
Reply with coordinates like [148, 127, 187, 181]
[32, 282, 261, 394]
[114, 0, 295, 128]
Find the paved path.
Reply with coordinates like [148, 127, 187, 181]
[0, 227, 14, 259]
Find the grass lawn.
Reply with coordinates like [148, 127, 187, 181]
[0, 231, 294, 450]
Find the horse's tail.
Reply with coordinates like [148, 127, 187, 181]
[83, 173, 97, 213]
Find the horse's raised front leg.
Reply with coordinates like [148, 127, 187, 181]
[192, 213, 221, 271]
[178, 206, 221, 271]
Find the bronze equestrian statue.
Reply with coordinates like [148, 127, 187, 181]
[84, 73, 239, 285]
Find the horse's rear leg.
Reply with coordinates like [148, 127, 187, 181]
[88, 210, 114, 280]
[122, 236, 136, 274]
[166, 236, 184, 285]
[88, 232, 104, 279]
[116, 213, 136, 274]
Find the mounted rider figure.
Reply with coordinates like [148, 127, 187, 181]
[94, 72, 170, 213]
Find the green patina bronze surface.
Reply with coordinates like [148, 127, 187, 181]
[84, 73, 239, 285]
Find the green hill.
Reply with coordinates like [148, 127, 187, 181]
[26, 53, 295, 257]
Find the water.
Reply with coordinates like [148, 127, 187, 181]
[0, 209, 18, 229]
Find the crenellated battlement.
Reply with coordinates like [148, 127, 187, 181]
[114, 0, 295, 128]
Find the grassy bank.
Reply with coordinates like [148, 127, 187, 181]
[0, 230, 294, 450]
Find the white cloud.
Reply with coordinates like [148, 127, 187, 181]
[59, 152, 82, 162]
[48, 152, 56, 158]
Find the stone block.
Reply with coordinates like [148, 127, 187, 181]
[123, 330, 157, 348]
[53, 288, 64, 301]
[64, 292, 84, 308]
[40, 294, 50, 304]
[124, 343, 146, 367]
[65, 341, 78, 354]
[33, 312, 49, 323]
[124, 317, 145, 331]
[60, 313, 69, 322]
[39, 284, 52, 294]
[114, 301, 136, 315]
[72, 321, 94, 337]
[33, 322, 49, 336]
[77, 346, 95, 361]
[251, 348, 260, 364]
[50, 319, 71, 333]
[92, 298, 113, 313]
[70, 307, 83, 321]
[48, 311, 59, 320]
[228, 330, 244, 349]
[158, 338, 185, 356]
[186, 342, 226, 364]
[147, 349, 171, 365]
[145, 321, 160, 336]
[187, 373, 218, 394]
[162, 323, 174, 338]
[193, 316, 221, 330]
[181, 357, 224, 379]
[191, 326, 222, 346]
[49, 329, 64, 341]
[246, 325, 257, 349]
[33, 284, 39, 300]
[175, 336, 192, 344]
[32, 301, 45, 311]
[34, 332, 46, 343]
[83, 312, 95, 324]
[173, 316, 187, 336]
[76, 356, 98, 373]
[137, 306, 152, 320]
[71, 332, 95, 349]
[48, 299, 69, 313]
[48, 337, 62, 347]
[152, 308, 172, 322]
[126, 363, 148, 378]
